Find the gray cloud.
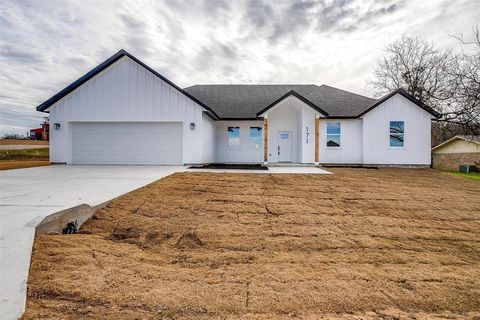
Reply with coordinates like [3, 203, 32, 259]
[241, 0, 404, 45]
[0, 45, 45, 64]
[119, 14, 147, 30]
[246, 0, 274, 28]
[0, 102, 46, 137]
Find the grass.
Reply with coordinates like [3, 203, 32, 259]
[0, 147, 49, 170]
[446, 171, 480, 181]
[23, 169, 480, 319]
[0, 148, 49, 161]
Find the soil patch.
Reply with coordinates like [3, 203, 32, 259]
[175, 232, 204, 249]
[23, 169, 480, 319]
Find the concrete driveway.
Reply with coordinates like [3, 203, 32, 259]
[0, 165, 185, 320]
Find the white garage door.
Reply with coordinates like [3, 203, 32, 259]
[72, 122, 183, 164]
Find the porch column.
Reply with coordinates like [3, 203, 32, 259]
[315, 116, 319, 165]
[263, 117, 268, 165]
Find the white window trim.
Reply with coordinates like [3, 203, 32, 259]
[249, 126, 262, 150]
[388, 120, 406, 149]
[326, 122, 341, 149]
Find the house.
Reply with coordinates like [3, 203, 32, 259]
[431, 135, 480, 171]
[36, 50, 440, 166]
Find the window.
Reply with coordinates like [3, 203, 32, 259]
[249, 127, 262, 149]
[389, 121, 404, 147]
[227, 127, 240, 147]
[326, 122, 341, 147]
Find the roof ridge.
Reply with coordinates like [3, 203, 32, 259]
[432, 134, 480, 150]
[319, 84, 375, 100]
[185, 84, 320, 87]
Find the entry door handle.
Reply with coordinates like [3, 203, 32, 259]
[278, 146, 280, 155]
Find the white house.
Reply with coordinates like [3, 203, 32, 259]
[37, 50, 440, 166]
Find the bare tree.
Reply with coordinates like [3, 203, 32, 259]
[446, 26, 480, 130]
[369, 32, 480, 144]
[450, 26, 480, 47]
[369, 36, 453, 111]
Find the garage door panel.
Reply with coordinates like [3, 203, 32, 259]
[72, 122, 182, 164]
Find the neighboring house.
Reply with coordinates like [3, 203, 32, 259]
[29, 121, 49, 141]
[431, 135, 480, 171]
[36, 50, 440, 166]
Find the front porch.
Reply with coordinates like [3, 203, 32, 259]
[259, 93, 324, 165]
[212, 93, 325, 165]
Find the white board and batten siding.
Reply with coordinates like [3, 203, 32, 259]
[362, 93, 432, 165]
[215, 121, 264, 163]
[49, 56, 212, 164]
[200, 113, 216, 163]
[318, 119, 363, 164]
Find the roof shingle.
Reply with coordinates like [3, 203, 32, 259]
[183, 84, 376, 118]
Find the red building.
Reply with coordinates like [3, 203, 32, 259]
[30, 121, 49, 141]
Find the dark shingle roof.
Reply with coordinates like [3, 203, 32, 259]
[183, 84, 376, 118]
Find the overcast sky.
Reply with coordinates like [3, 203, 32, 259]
[0, 0, 478, 136]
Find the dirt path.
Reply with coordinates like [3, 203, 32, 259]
[23, 169, 480, 319]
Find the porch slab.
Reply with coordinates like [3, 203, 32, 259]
[188, 166, 331, 174]
[268, 166, 331, 174]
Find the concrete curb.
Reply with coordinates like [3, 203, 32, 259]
[35, 201, 110, 235]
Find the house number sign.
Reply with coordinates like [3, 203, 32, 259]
[305, 126, 309, 144]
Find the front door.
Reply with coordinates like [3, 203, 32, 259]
[278, 131, 292, 162]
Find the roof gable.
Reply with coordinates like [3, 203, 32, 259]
[432, 135, 480, 151]
[256, 90, 329, 117]
[357, 89, 441, 118]
[36, 50, 220, 119]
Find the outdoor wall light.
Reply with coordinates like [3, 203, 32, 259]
[54, 123, 61, 130]
[190, 122, 195, 130]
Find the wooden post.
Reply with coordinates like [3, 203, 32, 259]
[263, 118, 268, 164]
[315, 116, 319, 164]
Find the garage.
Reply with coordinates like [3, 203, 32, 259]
[71, 122, 183, 165]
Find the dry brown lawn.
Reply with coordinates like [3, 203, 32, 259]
[0, 160, 49, 171]
[23, 169, 480, 319]
[0, 139, 48, 145]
